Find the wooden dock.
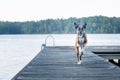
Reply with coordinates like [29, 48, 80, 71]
[90, 46, 120, 66]
[12, 46, 120, 80]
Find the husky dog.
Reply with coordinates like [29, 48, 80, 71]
[74, 22, 87, 64]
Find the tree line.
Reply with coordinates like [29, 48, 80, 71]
[0, 16, 120, 34]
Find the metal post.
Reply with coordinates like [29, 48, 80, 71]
[118, 59, 120, 66]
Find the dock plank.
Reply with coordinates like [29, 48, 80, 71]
[12, 46, 120, 80]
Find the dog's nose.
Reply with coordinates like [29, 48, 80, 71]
[80, 31, 82, 34]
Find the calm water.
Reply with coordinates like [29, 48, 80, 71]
[0, 34, 120, 80]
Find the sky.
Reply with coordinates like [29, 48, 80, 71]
[0, 0, 120, 21]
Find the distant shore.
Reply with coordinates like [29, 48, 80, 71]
[0, 16, 120, 34]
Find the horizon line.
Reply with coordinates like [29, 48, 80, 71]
[0, 15, 120, 22]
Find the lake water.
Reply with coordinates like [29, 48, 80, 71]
[0, 34, 120, 80]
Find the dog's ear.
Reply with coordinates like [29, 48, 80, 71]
[74, 22, 78, 29]
[83, 22, 87, 29]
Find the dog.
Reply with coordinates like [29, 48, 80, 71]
[74, 22, 87, 64]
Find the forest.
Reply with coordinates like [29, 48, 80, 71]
[0, 16, 120, 34]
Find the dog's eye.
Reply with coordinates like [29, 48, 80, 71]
[78, 27, 83, 30]
[82, 28, 83, 30]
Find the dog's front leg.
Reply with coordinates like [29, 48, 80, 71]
[75, 46, 79, 62]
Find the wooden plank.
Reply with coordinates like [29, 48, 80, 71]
[89, 46, 120, 53]
[12, 46, 120, 80]
[89, 46, 120, 59]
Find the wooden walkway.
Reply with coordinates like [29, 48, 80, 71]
[12, 46, 120, 80]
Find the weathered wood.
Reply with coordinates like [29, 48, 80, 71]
[90, 46, 120, 53]
[90, 46, 120, 59]
[12, 46, 120, 80]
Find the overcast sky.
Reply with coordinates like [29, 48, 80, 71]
[0, 0, 120, 21]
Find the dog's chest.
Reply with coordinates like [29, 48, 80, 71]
[79, 37, 84, 43]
